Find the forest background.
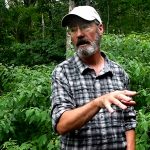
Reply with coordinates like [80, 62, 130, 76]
[0, 0, 150, 149]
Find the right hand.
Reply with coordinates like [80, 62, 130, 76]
[95, 90, 137, 113]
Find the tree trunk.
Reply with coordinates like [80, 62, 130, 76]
[42, 13, 45, 39]
[66, 0, 75, 58]
[106, 0, 110, 34]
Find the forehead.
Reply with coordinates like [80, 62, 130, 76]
[67, 15, 94, 27]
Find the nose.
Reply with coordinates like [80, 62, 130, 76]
[76, 27, 84, 38]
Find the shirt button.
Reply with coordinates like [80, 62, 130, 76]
[95, 82, 100, 89]
[100, 114, 104, 119]
[74, 130, 78, 135]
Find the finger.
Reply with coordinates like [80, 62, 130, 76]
[105, 104, 115, 113]
[122, 90, 137, 96]
[121, 100, 136, 106]
[101, 98, 115, 113]
[111, 97, 127, 110]
[116, 94, 132, 101]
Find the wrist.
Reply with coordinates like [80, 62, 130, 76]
[93, 97, 104, 109]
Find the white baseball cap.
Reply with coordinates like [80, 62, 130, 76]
[62, 6, 102, 27]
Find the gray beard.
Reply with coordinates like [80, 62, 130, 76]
[77, 42, 97, 58]
[75, 33, 100, 58]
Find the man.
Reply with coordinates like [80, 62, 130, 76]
[51, 6, 136, 150]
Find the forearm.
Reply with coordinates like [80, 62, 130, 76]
[56, 90, 136, 135]
[126, 129, 136, 150]
[56, 98, 100, 135]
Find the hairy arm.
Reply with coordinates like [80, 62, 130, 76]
[56, 98, 100, 135]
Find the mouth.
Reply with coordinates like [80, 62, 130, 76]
[76, 39, 90, 47]
[78, 44, 89, 48]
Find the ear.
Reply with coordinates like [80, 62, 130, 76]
[97, 24, 104, 35]
[67, 31, 71, 36]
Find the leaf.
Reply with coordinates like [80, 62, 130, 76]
[37, 134, 47, 147]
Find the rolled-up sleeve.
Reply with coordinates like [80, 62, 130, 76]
[124, 106, 137, 131]
[122, 70, 137, 130]
[50, 66, 75, 132]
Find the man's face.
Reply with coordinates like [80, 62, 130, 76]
[68, 17, 103, 58]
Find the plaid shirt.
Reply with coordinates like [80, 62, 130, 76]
[51, 52, 136, 150]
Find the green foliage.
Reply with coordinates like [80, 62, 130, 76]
[0, 39, 66, 66]
[0, 0, 67, 64]
[101, 34, 150, 63]
[1, 0, 150, 65]
[0, 64, 60, 149]
[136, 109, 150, 150]
[95, 0, 150, 33]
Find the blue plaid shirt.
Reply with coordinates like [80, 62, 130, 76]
[51, 52, 136, 150]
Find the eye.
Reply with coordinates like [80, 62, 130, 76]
[68, 27, 77, 33]
[81, 24, 91, 29]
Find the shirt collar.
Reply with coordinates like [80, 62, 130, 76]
[73, 53, 89, 74]
[73, 52, 114, 76]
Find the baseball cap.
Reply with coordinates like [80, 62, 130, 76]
[62, 6, 102, 27]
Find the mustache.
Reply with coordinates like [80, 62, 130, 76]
[76, 39, 90, 47]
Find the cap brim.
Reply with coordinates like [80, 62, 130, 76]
[62, 14, 82, 27]
[61, 14, 94, 27]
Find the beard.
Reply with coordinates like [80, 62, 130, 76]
[75, 32, 100, 58]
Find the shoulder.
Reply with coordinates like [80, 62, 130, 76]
[51, 56, 76, 78]
[107, 58, 129, 79]
[102, 52, 128, 77]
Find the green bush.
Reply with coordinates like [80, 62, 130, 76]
[0, 38, 66, 66]
[0, 64, 59, 150]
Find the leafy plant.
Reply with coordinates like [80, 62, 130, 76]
[0, 64, 59, 150]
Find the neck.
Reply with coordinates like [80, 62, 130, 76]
[81, 50, 105, 75]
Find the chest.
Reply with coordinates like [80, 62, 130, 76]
[67, 72, 125, 106]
